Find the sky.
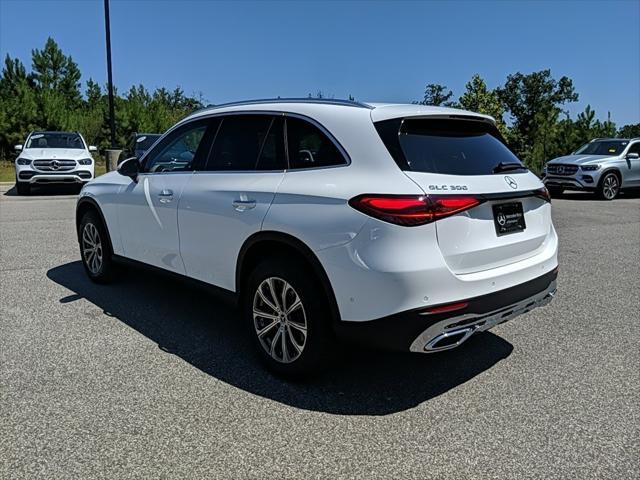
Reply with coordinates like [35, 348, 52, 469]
[1, 0, 638, 125]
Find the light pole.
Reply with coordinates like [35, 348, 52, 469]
[103, 0, 119, 170]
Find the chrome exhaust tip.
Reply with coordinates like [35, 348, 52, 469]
[424, 326, 475, 352]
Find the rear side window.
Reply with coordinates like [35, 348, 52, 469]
[375, 118, 523, 175]
[286, 117, 346, 169]
[206, 115, 285, 171]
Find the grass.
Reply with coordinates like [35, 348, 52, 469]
[0, 158, 107, 183]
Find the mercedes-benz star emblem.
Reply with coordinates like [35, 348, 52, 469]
[51, 160, 60, 170]
[557, 166, 565, 174]
[504, 176, 518, 189]
[497, 212, 507, 226]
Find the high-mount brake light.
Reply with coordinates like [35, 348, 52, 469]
[348, 195, 482, 226]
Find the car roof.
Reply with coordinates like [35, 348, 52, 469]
[186, 98, 495, 124]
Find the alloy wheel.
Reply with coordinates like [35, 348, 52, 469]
[82, 223, 103, 274]
[602, 174, 619, 200]
[252, 277, 307, 363]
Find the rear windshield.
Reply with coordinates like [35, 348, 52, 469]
[375, 118, 524, 175]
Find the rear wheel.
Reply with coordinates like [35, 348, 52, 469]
[79, 210, 116, 283]
[598, 172, 620, 200]
[15, 178, 30, 196]
[244, 258, 334, 377]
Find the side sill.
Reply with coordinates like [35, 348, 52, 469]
[112, 255, 239, 307]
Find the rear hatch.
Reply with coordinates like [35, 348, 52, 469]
[375, 116, 552, 274]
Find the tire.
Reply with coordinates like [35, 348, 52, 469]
[243, 257, 334, 377]
[79, 210, 116, 283]
[597, 172, 620, 200]
[547, 186, 563, 197]
[15, 179, 30, 196]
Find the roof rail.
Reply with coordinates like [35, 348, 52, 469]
[198, 97, 373, 111]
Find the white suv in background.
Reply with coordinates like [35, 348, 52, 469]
[76, 99, 558, 376]
[14, 131, 97, 195]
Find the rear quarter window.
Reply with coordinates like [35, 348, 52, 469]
[375, 118, 523, 175]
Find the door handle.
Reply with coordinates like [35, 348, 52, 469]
[232, 199, 256, 211]
[158, 189, 174, 203]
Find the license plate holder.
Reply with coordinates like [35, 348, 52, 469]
[492, 202, 526, 236]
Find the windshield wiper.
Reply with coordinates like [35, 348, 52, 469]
[493, 162, 528, 173]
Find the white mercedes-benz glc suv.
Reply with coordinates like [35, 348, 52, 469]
[76, 99, 558, 375]
[14, 131, 97, 195]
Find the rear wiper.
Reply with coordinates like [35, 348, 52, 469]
[493, 162, 528, 173]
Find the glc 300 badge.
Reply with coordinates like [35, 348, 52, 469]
[504, 176, 518, 189]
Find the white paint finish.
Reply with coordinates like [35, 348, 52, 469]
[116, 173, 192, 273]
[178, 171, 284, 290]
[317, 218, 558, 321]
[14, 132, 96, 183]
[80, 100, 559, 336]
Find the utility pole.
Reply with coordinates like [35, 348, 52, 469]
[104, 0, 116, 148]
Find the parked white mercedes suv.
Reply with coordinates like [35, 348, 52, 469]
[76, 99, 558, 375]
[14, 131, 97, 195]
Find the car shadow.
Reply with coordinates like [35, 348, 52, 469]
[3, 184, 81, 196]
[47, 261, 513, 415]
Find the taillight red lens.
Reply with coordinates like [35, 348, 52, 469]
[349, 194, 483, 226]
[534, 187, 551, 203]
[421, 301, 469, 315]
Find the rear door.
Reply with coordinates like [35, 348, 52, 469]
[375, 117, 552, 274]
[178, 114, 286, 291]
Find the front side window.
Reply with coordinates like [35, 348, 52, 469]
[286, 117, 346, 169]
[143, 123, 207, 173]
[627, 142, 640, 155]
[574, 140, 628, 156]
[26, 132, 85, 149]
[205, 115, 285, 171]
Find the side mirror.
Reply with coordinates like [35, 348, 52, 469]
[626, 152, 639, 160]
[14, 144, 23, 152]
[89, 145, 98, 152]
[117, 157, 140, 181]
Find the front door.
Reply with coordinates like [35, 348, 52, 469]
[116, 120, 210, 273]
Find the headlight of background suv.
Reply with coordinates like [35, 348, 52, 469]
[78, 158, 93, 165]
[581, 165, 601, 171]
[16, 158, 31, 165]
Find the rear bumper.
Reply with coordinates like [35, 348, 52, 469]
[334, 268, 558, 352]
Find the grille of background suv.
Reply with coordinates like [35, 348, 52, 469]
[546, 164, 578, 176]
[32, 159, 77, 171]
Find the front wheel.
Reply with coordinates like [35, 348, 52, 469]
[598, 172, 620, 200]
[79, 210, 116, 283]
[243, 258, 334, 377]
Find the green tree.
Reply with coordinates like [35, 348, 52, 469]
[416, 83, 454, 106]
[497, 69, 578, 167]
[618, 123, 640, 138]
[0, 55, 38, 155]
[457, 74, 507, 136]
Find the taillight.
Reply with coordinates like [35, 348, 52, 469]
[533, 187, 551, 203]
[349, 194, 483, 226]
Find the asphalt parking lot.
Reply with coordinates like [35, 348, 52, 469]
[1, 183, 639, 479]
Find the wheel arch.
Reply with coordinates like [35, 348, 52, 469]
[599, 167, 622, 185]
[236, 231, 341, 324]
[75, 197, 114, 253]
